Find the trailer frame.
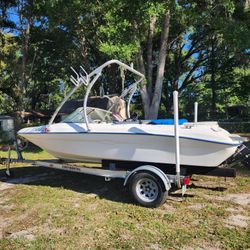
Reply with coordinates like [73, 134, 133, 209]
[1, 153, 193, 207]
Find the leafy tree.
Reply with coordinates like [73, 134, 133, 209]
[0, 0, 249, 121]
[0, 33, 19, 113]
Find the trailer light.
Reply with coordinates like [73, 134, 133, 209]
[183, 176, 191, 185]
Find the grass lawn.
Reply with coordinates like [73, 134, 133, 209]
[0, 146, 250, 249]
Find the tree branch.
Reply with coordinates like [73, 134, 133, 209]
[179, 56, 208, 91]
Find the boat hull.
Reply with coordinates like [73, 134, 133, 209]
[20, 132, 238, 167]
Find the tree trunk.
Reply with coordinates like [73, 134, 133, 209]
[138, 45, 150, 118]
[210, 36, 216, 118]
[146, 15, 156, 99]
[21, 19, 30, 95]
[148, 10, 170, 119]
[18, 0, 31, 114]
[138, 9, 170, 119]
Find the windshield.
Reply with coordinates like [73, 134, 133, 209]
[62, 107, 116, 123]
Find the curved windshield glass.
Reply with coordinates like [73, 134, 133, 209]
[62, 107, 116, 123]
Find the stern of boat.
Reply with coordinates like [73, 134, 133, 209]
[223, 144, 250, 168]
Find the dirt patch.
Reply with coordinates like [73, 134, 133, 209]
[214, 193, 250, 207]
[225, 194, 250, 206]
[0, 206, 39, 240]
[28, 224, 68, 236]
[8, 229, 35, 241]
[160, 203, 176, 213]
[225, 207, 244, 213]
[0, 217, 12, 239]
[0, 204, 15, 212]
[1, 219, 69, 241]
[184, 241, 222, 250]
[0, 194, 16, 239]
[148, 243, 162, 250]
[224, 214, 250, 228]
[187, 204, 206, 210]
[0, 182, 14, 191]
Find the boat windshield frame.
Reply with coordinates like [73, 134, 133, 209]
[48, 60, 145, 130]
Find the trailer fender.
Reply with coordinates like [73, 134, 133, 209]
[124, 165, 171, 191]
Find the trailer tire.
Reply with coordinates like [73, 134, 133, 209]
[129, 172, 168, 208]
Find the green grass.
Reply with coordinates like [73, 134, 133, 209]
[0, 146, 250, 250]
[0, 146, 54, 161]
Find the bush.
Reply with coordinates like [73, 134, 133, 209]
[219, 121, 250, 133]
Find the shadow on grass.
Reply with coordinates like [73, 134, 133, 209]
[188, 183, 227, 192]
[234, 164, 250, 176]
[0, 166, 133, 205]
[170, 193, 195, 198]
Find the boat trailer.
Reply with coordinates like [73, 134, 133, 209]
[1, 142, 248, 208]
[1, 151, 193, 208]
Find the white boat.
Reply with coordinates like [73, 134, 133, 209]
[18, 60, 248, 168]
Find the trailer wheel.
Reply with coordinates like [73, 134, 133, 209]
[129, 172, 168, 208]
